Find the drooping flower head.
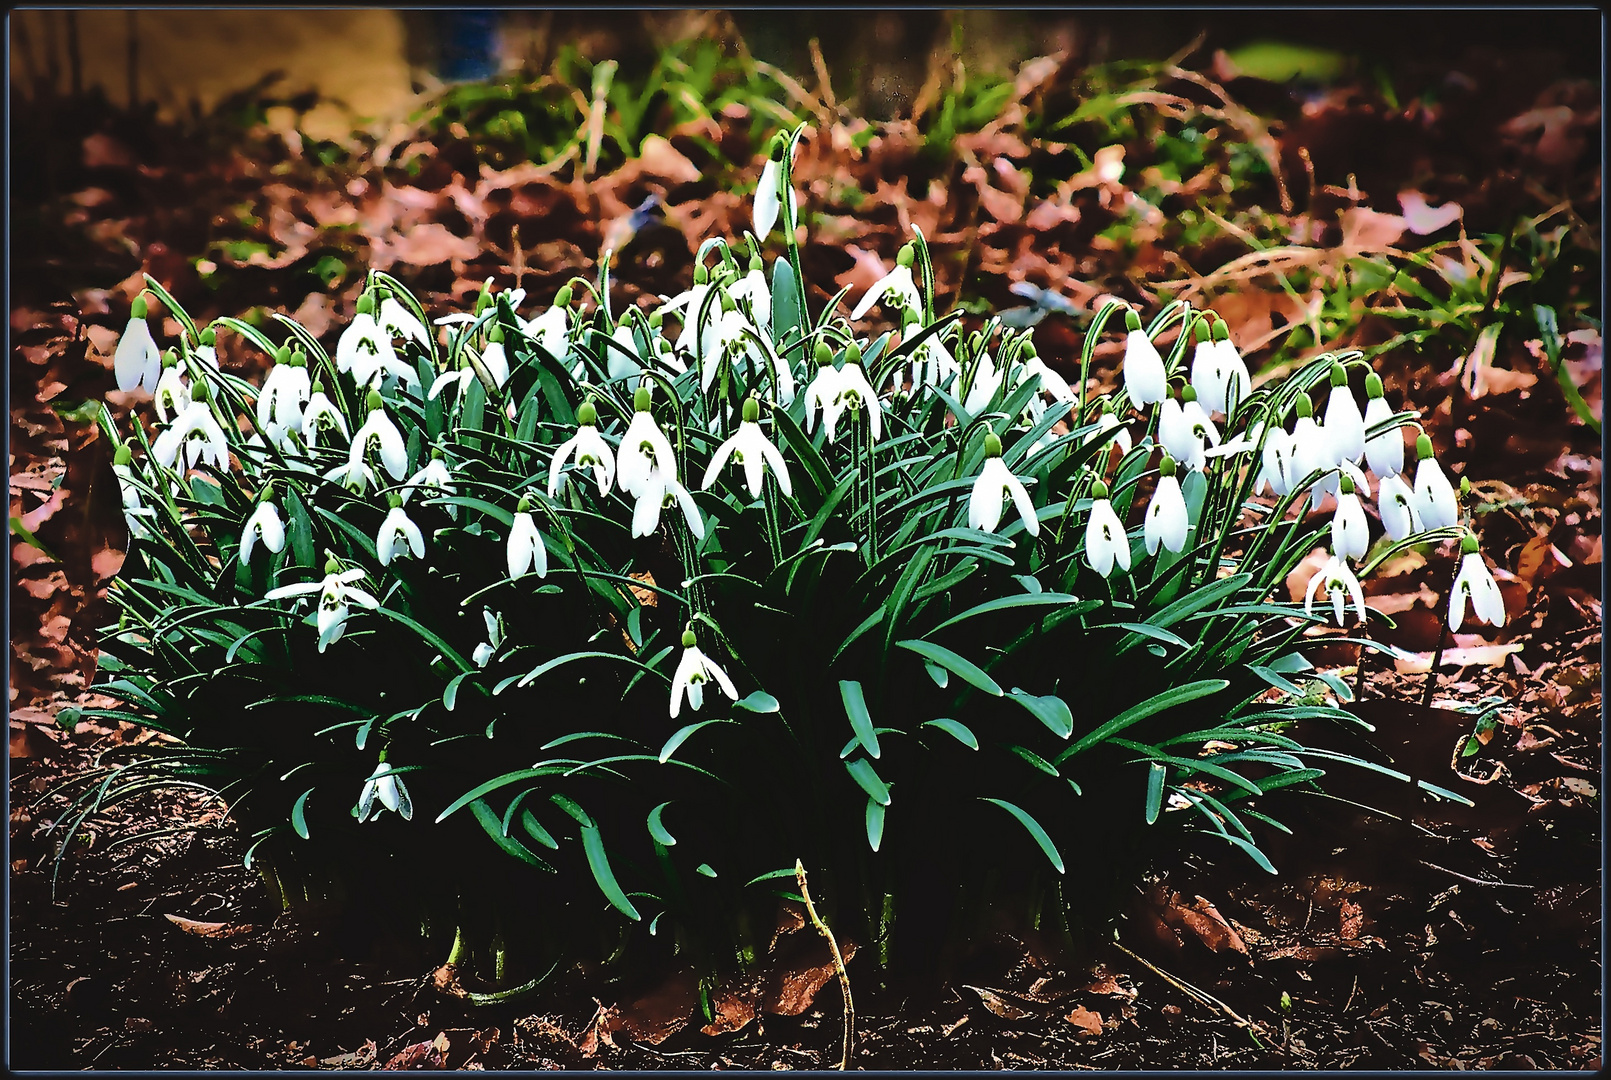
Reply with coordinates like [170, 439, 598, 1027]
[1121, 307, 1167, 408]
[1304, 551, 1367, 627]
[702, 396, 792, 499]
[1412, 433, 1459, 530]
[851, 244, 922, 322]
[670, 625, 738, 719]
[968, 430, 1039, 537]
[1450, 532, 1506, 631]
[1323, 362, 1367, 466]
[618, 386, 678, 498]
[1363, 372, 1405, 478]
[549, 399, 617, 497]
[1143, 453, 1189, 556]
[114, 294, 163, 395]
[1084, 479, 1132, 578]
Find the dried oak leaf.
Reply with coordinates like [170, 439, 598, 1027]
[1064, 1005, 1105, 1039]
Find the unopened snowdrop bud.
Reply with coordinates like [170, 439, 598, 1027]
[474, 281, 492, 316]
[1362, 372, 1404, 477]
[507, 496, 548, 579]
[1412, 434, 1459, 529]
[1450, 532, 1505, 631]
[114, 296, 163, 394]
[1084, 479, 1131, 577]
[114, 443, 134, 467]
[1377, 473, 1421, 541]
[1121, 308, 1167, 407]
[1324, 362, 1366, 465]
[1332, 474, 1369, 560]
[1144, 453, 1189, 555]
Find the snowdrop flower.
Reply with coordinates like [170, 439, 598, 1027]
[900, 312, 960, 391]
[401, 450, 455, 509]
[1363, 373, 1405, 477]
[1304, 552, 1367, 627]
[265, 560, 380, 652]
[752, 136, 788, 242]
[802, 349, 844, 435]
[349, 391, 409, 481]
[152, 397, 230, 473]
[703, 397, 792, 499]
[430, 332, 511, 400]
[1449, 534, 1506, 631]
[1191, 319, 1251, 415]
[336, 298, 413, 390]
[521, 291, 572, 362]
[669, 626, 738, 719]
[507, 497, 548, 579]
[728, 254, 772, 332]
[831, 344, 882, 443]
[240, 496, 285, 566]
[153, 362, 191, 424]
[549, 400, 616, 497]
[257, 350, 311, 432]
[1332, 475, 1370, 560]
[719, 307, 795, 405]
[1411, 434, 1459, 530]
[962, 350, 1003, 415]
[1323, 363, 1367, 465]
[1144, 454, 1189, 555]
[112, 445, 158, 541]
[324, 456, 378, 494]
[1084, 480, 1131, 577]
[114, 296, 163, 394]
[968, 431, 1039, 537]
[850, 246, 922, 321]
[617, 388, 678, 498]
[604, 321, 644, 382]
[472, 608, 502, 668]
[1017, 347, 1077, 419]
[377, 293, 430, 349]
[663, 275, 717, 359]
[301, 382, 349, 448]
[1120, 308, 1167, 408]
[1084, 399, 1133, 456]
[1290, 396, 1337, 495]
[357, 755, 412, 823]
[1213, 325, 1252, 415]
[376, 498, 425, 566]
[1377, 473, 1421, 542]
[1256, 424, 1299, 497]
[632, 468, 705, 541]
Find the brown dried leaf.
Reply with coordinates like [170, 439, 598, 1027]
[1339, 898, 1364, 940]
[965, 984, 1039, 1021]
[763, 938, 856, 1016]
[164, 913, 254, 938]
[1064, 1005, 1104, 1039]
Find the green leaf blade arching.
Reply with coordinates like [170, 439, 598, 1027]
[980, 798, 1064, 874]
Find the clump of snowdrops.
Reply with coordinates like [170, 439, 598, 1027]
[67, 125, 1504, 990]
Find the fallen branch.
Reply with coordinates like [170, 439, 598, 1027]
[796, 859, 854, 1070]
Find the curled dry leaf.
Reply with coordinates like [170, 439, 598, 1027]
[163, 913, 253, 938]
[1064, 1004, 1105, 1039]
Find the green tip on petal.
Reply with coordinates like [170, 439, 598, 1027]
[577, 400, 599, 426]
[1180, 384, 1197, 404]
[324, 556, 342, 575]
[190, 381, 212, 403]
[1295, 395, 1313, 419]
[742, 397, 761, 423]
[199, 327, 216, 347]
[366, 389, 384, 412]
[681, 628, 698, 648]
[768, 133, 788, 161]
[387, 492, 403, 509]
[356, 294, 375, 316]
[1160, 453, 1178, 477]
[1339, 474, 1355, 495]
[516, 494, 534, 513]
[844, 340, 863, 366]
[1124, 309, 1142, 332]
[896, 244, 916, 268]
[130, 296, 148, 320]
[814, 341, 834, 367]
[693, 264, 709, 286]
[634, 386, 652, 412]
[1366, 372, 1384, 399]
[290, 349, 307, 368]
[983, 431, 1003, 458]
[1460, 532, 1480, 554]
[1091, 479, 1110, 500]
[114, 443, 133, 466]
[555, 285, 573, 307]
[1330, 362, 1348, 388]
[1211, 320, 1229, 342]
[1416, 433, 1434, 460]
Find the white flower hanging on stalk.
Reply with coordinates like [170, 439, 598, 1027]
[1362, 373, 1405, 477]
[900, 311, 960, 392]
[632, 468, 706, 541]
[1158, 387, 1220, 472]
[348, 390, 410, 481]
[702, 397, 793, 499]
[1256, 424, 1299, 497]
[1017, 346, 1078, 419]
[1449, 534, 1506, 631]
[831, 344, 883, 443]
[112, 444, 158, 541]
[521, 288, 573, 362]
[357, 755, 413, 823]
[962, 350, 1003, 415]
[151, 394, 230, 473]
[850, 245, 922, 321]
[549, 400, 617, 497]
[617, 388, 678, 498]
[1084, 398, 1133, 456]
[1290, 395, 1338, 496]
[669, 625, 738, 719]
[728, 253, 772, 332]
[604, 321, 644, 382]
[265, 560, 381, 653]
[257, 348, 312, 433]
[507, 497, 549, 579]
[752, 134, 795, 243]
[430, 330, 511, 400]
[324, 457, 377, 494]
[1120, 308, 1167, 408]
[377, 293, 430, 349]
[1331, 474, 1370, 560]
[337, 296, 415, 390]
[1190, 317, 1250, 416]
[153, 362, 190, 423]
[376, 498, 425, 567]
[1377, 473, 1421, 542]
[473, 608, 503, 668]
[1212, 322, 1252, 416]
[1305, 551, 1368, 627]
[114, 296, 163, 394]
[300, 382, 349, 448]
[1084, 479, 1132, 577]
[240, 496, 286, 566]
[1411, 434, 1460, 530]
[1144, 454, 1189, 555]
[1323, 362, 1367, 465]
[968, 430, 1039, 537]
[401, 451, 456, 510]
[803, 349, 844, 435]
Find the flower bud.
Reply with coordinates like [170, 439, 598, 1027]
[649, 310, 664, 330]
[366, 389, 384, 412]
[896, 244, 916, 268]
[1180, 384, 1197, 404]
[1415, 433, 1434, 460]
[1459, 475, 1471, 499]
[311, 379, 325, 394]
[814, 341, 834, 367]
[114, 443, 134, 466]
[1124, 308, 1142, 332]
[682, 627, 698, 648]
[1460, 532, 1479, 554]
[578, 400, 599, 426]
[131, 295, 151, 321]
[1159, 453, 1178, 477]
[356, 294, 375, 316]
[1329, 362, 1347, 388]
[1366, 372, 1384, 399]
[290, 349, 307, 368]
[742, 397, 761, 423]
[768, 133, 788, 161]
[199, 327, 216, 347]
[983, 431, 1003, 458]
[844, 340, 863, 366]
[260, 481, 276, 501]
[749, 252, 763, 273]
[374, 286, 391, 303]
[555, 285, 573, 307]
[1091, 479, 1110, 500]
[634, 386, 652, 412]
[1021, 341, 1038, 359]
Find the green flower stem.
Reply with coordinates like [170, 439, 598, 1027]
[1077, 300, 1128, 423]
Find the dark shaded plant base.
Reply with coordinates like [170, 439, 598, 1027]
[12, 648, 1600, 1070]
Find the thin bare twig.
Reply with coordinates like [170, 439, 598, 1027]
[795, 859, 854, 1070]
[1111, 942, 1264, 1034]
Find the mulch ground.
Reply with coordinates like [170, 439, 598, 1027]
[9, 33, 1602, 1070]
